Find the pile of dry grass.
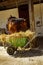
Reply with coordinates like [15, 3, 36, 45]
[0, 30, 35, 43]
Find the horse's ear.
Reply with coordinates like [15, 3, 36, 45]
[8, 15, 12, 21]
[10, 15, 12, 18]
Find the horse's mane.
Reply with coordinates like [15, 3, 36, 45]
[8, 16, 16, 21]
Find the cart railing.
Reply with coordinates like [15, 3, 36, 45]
[24, 34, 37, 48]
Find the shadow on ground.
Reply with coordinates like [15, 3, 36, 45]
[12, 36, 43, 58]
[13, 49, 43, 58]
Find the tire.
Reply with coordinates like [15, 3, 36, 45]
[7, 46, 14, 55]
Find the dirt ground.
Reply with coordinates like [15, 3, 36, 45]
[0, 47, 43, 65]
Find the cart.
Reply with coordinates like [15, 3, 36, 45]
[0, 30, 37, 55]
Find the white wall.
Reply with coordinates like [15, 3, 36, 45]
[34, 4, 43, 36]
[0, 8, 19, 29]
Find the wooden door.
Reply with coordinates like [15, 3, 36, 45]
[18, 4, 30, 28]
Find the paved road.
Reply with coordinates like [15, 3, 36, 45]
[0, 47, 43, 65]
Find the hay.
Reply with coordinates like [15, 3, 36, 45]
[0, 30, 35, 42]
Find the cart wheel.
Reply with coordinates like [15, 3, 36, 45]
[7, 46, 14, 55]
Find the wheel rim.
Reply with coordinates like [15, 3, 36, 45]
[7, 47, 14, 55]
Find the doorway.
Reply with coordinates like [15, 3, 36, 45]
[18, 4, 30, 29]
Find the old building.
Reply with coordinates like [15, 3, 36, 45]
[0, 0, 43, 36]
